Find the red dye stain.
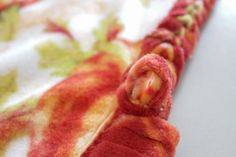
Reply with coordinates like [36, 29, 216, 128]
[85, 53, 105, 64]
[107, 24, 123, 42]
[45, 20, 74, 40]
[0, 105, 33, 154]
[28, 53, 123, 157]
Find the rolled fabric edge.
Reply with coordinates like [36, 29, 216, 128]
[117, 54, 174, 119]
[81, 114, 180, 157]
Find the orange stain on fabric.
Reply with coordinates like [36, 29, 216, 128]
[0, 53, 126, 157]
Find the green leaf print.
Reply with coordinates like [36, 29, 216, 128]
[0, 5, 20, 41]
[94, 41, 124, 58]
[37, 40, 94, 76]
[37, 14, 128, 76]
[0, 96, 38, 113]
[140, 0, 150, 7]
[0, 70, 18, 105]
[93, 14, 131, 64]
[93, 14, 122, 52]
[94, 14, 122, 42]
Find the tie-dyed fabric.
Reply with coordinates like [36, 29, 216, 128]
[0, 0, 215, 156]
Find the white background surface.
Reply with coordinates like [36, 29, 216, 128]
[169, 0, 236, 157]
